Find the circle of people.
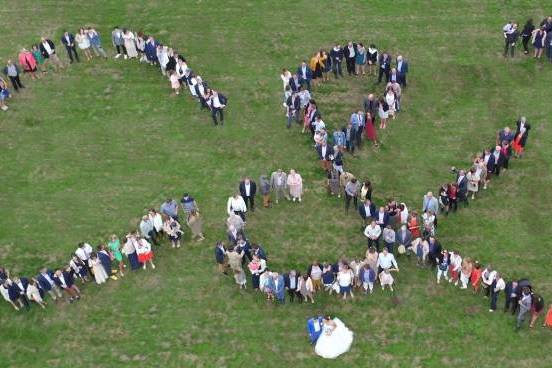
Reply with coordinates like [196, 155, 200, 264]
[0, 26, 228, 126]
[217, 113, 551, 330]
[502, 15, 552, 59]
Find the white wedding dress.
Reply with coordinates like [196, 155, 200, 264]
[314, 318, 354, 359]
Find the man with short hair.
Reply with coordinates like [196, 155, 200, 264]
[180, 193, 198, 215]
[456, 169, 469, 207]
[270, 169, 288, 204]
[364, 220, 382, 251]
[503, 23, 519, 58]
[239, 177, 257, 212]
[329, 44, 344, 78]
[350, 110, 365, 148]
[377, 51, 391, 84]
[516, 287, 532, 329]
[160, 198, 179, 220]
[296, 61, 312, 91]
[396, 55, 409, 87]
[344, 41, 357, 76]
[376, 247, 399, 274]
[61, 31, 79, 63]
[209, 90, 227, 126]
[358, 198, 376, 224]
[39, 37, 64, 70]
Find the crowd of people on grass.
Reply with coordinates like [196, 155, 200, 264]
[281, 41, 409, 147]
[502, 15, 552, 59]
[215, 113, 552, 330]
[0, 194, 204, 311]
[0, 26, 228, 124]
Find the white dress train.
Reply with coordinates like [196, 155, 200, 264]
[314, 318, 354, 359]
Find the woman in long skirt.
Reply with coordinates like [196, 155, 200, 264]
[89, 253, 108, 285]
[122, 29, 138, 58]
[287, 169, 303, 202]
[187, 210, 205, 241]
[123, 233, 141, 270]
[364, 112, 378, 146]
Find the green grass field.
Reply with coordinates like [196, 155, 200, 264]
[1, 1, 552, 367]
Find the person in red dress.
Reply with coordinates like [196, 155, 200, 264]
[364, 111, 378, 147]
[511, 132, 524, 157]
[470, 261, 482, 294]
[407, 211, 421, 239]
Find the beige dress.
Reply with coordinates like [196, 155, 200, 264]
[187, 213, 203, 237]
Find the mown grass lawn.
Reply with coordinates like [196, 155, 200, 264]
[1, 1, 552, 367]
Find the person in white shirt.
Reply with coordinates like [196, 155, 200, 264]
[26, 278, 47, 309]
[489, 273, 506, 312]
[376, 247, 399, 273]
[227, 193, 247, 221]
[337, 264, 354, 300]
[481, 265, 497, 298]
[364, 220, 382, 250]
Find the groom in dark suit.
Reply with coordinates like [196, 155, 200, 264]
[239, 177, 257, 212]
[456, 169, 469, 207]
[61, 31, 79, 63]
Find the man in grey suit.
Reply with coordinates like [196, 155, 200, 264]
[516, 287, 532, 330]
[270, 169, 288, 204]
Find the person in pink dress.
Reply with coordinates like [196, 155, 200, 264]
[287, 169, 303, 202]
[169, 70, 180, 95]
[18, 48, 39, 80]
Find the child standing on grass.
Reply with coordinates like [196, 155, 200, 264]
[379, 269, 394, 292]
[170, 71, 180, 95]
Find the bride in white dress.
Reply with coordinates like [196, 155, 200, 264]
[314, 316, 354, 359]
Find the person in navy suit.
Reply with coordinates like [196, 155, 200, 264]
[296, 61, 313, 91]
[60, 31, 79, 63]
[375, 206, 390, 229]
[283, 270, 299, 302]
[37, 268, 63, 300]
[486, 146, 505, 178]
[53, 269, 81, 303]
[214, 242, 227, 274]
[455, 169, 469, 207]
[377, 52, 391, 84]
[343, 41, 358, 76]
[272, 272, 285, 303]
[396, 55, 409, 87]
[239, 177, 257, 212]
[329, 44, 344, 78]
[316, 141, 334, 172]
[358, 199, 376, 224]
[11, 276, 30, 310]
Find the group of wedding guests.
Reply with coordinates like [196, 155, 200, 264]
[502, 15, 552, 59]
[1, 194, 204, 311]
[281, 41, 410, 150]
[214, 114, 552, 330]
[0, 26, 228, 125]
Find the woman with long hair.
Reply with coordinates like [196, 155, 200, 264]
[108, 234, 125, 277]
[532, 26, 547, 58]
[75, 28, 92, 61]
